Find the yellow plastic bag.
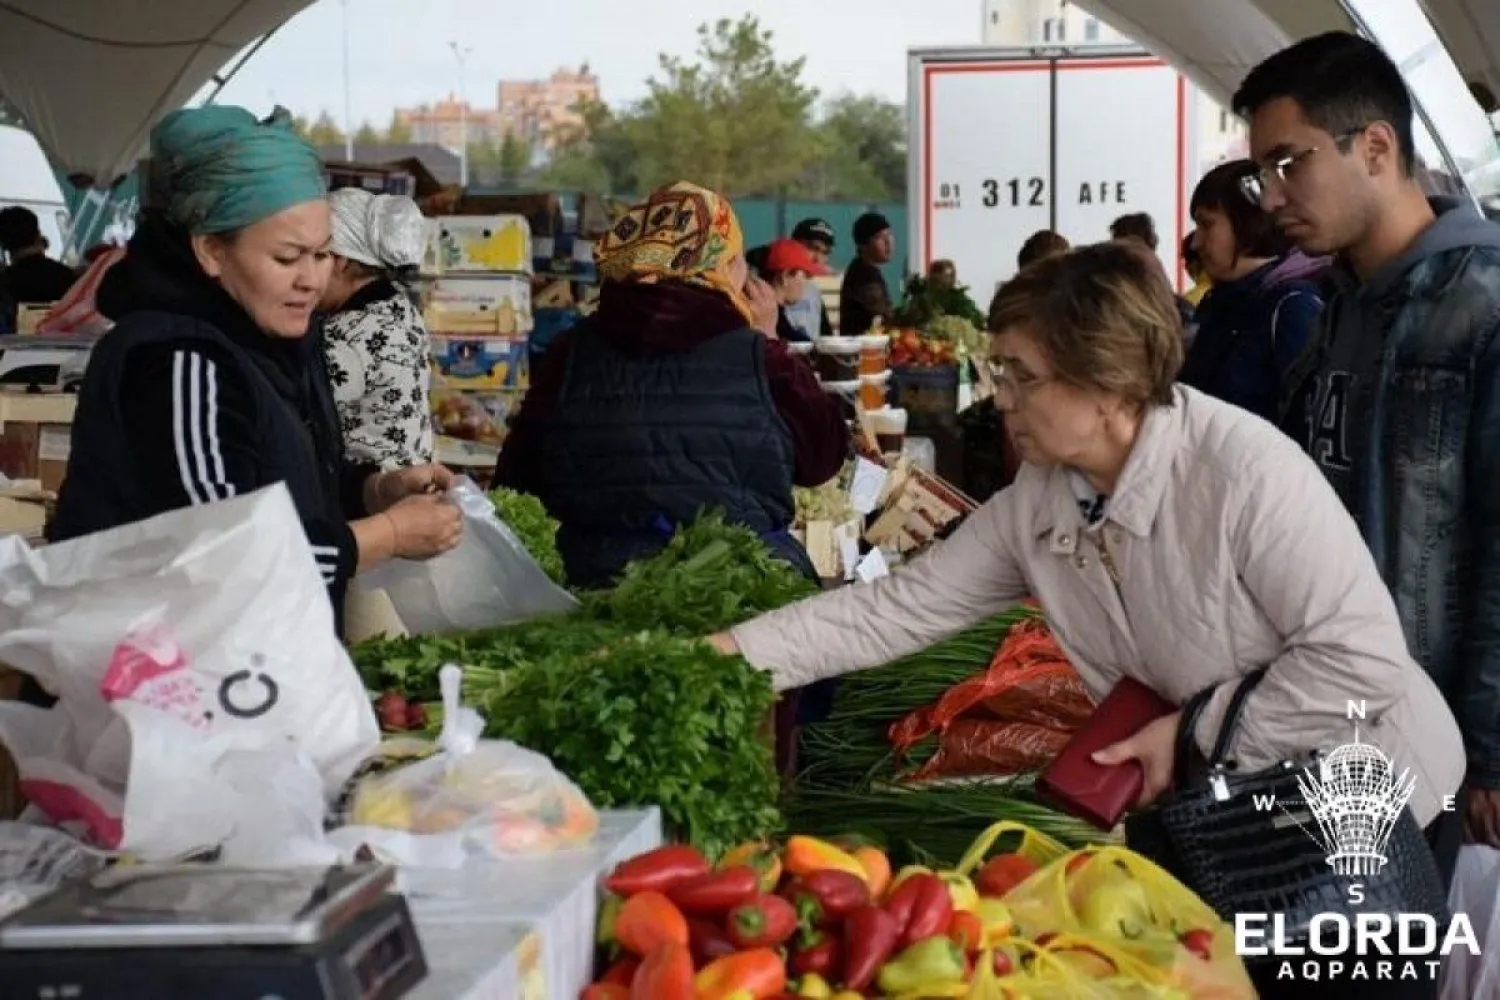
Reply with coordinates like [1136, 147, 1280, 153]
[964, 934, 1186, 999]
[956, 819, 1072, 877]
[1000, 845, 1255, 999]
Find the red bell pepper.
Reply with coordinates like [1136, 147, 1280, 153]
[614, 891, 689, 957]
[630, 943, 694, 1000]
[599, 956, 640, 988]
[842, 904, 901, 991]
[788, 870, 870, 925]
[694, 948, 787, 1000]
[947, 910, 985, 954]
[605, 845, 711, 897]
[885, 872, 953, 948]
[581, 984, 629, 1000]
[728, 893, 799, 949]
[789, 929, 843, 981]
[688, 918, 739, 967]
[667, 865, 759, 916]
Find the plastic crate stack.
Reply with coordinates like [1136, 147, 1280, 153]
[418, 214, 535, 474]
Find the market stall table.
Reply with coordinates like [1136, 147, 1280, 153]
[403, 807, 661, 1000]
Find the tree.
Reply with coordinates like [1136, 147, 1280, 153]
[306, 111, 344, 147]
[385, 110, 413, 144]
[539, 97, 638, 193]
[530, 16, 909, 201]
[499, 132, 532, 185]
[808, 94, 907, 201]
[291, 114, 312, 140]
[627, 16, 821, 195]
[353, 120, 381, 145]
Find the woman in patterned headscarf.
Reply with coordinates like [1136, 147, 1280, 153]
[320, 188, 433, 469]
[49, 106, 460, 639]
[495, 181, 849, 589]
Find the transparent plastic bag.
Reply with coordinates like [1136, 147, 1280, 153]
[362, 477, 577, 635]
[341, 666, 598, 862]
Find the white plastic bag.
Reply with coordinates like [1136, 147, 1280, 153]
[1440, 844, 1500, 1000]
[332, 666, 597, 867]
[360, 477, 576, 635]
[0, 485, 378, 860]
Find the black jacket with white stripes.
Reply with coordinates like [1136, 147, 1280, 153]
[49, 217, 376, 635]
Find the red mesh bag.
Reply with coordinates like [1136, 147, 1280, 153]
[890, 617, 1095, 780]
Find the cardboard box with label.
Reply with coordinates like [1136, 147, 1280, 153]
[0, 392, 74, 495]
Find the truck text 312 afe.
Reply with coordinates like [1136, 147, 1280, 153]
[932, 179, 1130, 209]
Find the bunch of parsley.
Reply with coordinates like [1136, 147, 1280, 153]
[582, 511, 819, 636]
[489, 487, 568, 587]
[478, 630, 783, 858]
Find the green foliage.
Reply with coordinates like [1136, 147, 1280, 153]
[481, 630, 783, 857]
[488, 487, 566, 587]
[306, 111, 345, 147]
[349, 510, 813, 854]
[385, 110, 413, 144]
[535, 15, 904, 201]
[581, 510, 819, 636]
[353, 121, 381, 145]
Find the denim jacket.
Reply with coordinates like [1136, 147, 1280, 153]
[1281, 200, 1500, 787]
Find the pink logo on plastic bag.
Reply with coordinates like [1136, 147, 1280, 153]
[19, 779, 124, 849]
[101, 626, 187, 701]
[100, 626, 209, 730]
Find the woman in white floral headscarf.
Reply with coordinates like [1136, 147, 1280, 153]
[320, 188, 433, 468]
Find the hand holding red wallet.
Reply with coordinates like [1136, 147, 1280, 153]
[1035, 676, 1179, 831]
[1092, 710, 1182, 808]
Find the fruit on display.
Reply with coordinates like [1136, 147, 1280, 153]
[583, 822, 1255, 998]
[887, 327, 958, 368]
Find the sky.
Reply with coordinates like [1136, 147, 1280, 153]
[211, 0, 985, 128]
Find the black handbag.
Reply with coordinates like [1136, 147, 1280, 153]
[1125, 668, 1450, 950]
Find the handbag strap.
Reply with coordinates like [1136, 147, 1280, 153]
[1171, 667, 1270, 786]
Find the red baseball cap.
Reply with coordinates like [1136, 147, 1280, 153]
[764, 238, 830, 276]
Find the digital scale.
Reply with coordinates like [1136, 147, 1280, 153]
[0, 864, 427, 1000]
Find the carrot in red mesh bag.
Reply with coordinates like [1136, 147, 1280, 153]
[890, 618, 1095, 780]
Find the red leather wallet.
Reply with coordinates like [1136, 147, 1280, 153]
[1037, 676, 1177, 831]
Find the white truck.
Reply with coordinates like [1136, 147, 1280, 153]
[907, 45, 1199, 307]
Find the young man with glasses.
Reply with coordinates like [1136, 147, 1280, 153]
[1237, 32, 1500, 858]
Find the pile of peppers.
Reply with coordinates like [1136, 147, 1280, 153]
[583, 833, 1021, 999]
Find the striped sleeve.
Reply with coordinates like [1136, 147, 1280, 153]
[121, 342, 359, 596]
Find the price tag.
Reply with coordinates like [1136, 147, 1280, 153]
[849, 457, 890, 515]
[855, 548, 890, 583]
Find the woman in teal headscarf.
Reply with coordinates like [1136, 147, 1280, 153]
[49, 106, 462, 637]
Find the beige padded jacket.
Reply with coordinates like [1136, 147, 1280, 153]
[732, 386, 1465, 825]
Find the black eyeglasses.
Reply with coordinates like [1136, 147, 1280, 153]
[1240, 127, 1367, 205]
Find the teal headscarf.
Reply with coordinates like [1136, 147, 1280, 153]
[149, 106, 327, 235]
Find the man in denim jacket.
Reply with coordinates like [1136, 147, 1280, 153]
[1237, 32, 1500, 848]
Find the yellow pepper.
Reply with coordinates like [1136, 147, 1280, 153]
[783, 836, 869, 884]
[976, 898, 1015, 946]
[829, 993, 864, 1000]
[720, 840, 784, 894]
[938, 871, 980, 913]
[796, 972, 833, 997]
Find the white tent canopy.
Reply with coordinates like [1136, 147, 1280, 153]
[0, 0, 316, 188]
[1073, 0, 1498, 109]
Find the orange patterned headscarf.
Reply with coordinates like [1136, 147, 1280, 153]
[595, 181, 754, 323]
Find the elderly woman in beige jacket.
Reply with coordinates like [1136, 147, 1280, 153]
[713, 242, 1464, 833]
